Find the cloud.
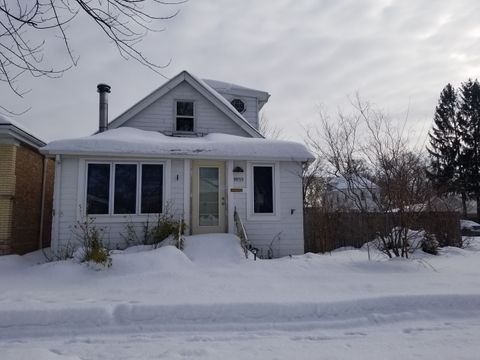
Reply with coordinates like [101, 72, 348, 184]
[1, 0, 480, 145]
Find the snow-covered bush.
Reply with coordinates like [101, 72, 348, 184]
[120, 216, 153, 249]
[147, 209, 186, 250]
[118, 203, 186, 251]
[370, 228, 438, 258]
[422, 231, 439, 255]
[72, 215, 112, 268]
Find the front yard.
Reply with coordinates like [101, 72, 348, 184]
[1, 233, 480, 359]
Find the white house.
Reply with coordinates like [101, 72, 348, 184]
[325, 176, 380, 212]
[41, 71, 313, 258]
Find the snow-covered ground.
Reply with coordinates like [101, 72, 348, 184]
[1, 233, 480, 359]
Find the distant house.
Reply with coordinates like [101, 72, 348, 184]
[426, 196, 477, 217]
[41, 71, 314, 258]
[0, 115, 54, 255]
[325, 176, 379, 212]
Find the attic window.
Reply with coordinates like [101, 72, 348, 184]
[231, 99, 245, 114]
[176, 101, 194, 132]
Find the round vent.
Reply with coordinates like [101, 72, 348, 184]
[231, 99, 246, 113]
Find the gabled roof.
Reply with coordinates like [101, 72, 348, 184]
[41, 127, 314, 161]
[203, 79, 270, 110]
[107, 70, 263, 138]
[0, 114, 46, 148]
[328, 175, 378, 191]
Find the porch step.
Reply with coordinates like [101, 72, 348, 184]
[182, 234, 246, 264]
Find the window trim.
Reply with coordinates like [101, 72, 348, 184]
[174, 99, 195, 133]
[247, 162, 280, 221]
[82, 159, 168, 220]
[230, 98, 246, 114]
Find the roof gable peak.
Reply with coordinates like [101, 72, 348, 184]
[107, 70, 263, 138]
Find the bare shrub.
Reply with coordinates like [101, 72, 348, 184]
[149, 213, 186, 249]
[305, 96, 450, 258]
[72, 215, 112, 268]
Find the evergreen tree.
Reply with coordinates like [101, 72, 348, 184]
[458, 79, 480, 216]
[427, 84, 458, 191]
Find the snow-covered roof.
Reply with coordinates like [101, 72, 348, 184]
[0, 114, 45, 148]
[328, 176, 378, 190]
[203, 79, 269, 99]
[41, 127, 314, 161]
[203, 79, 270, 110]
[107, 71, 263, 138]
[188, 73, 261, 131]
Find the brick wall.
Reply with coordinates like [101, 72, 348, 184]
[0, 144, 16, 255]
[9, 145, 55, 254]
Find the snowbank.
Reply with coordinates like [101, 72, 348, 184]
[0, 234, 480, 339]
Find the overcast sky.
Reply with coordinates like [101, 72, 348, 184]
[2, 0, 480, 145]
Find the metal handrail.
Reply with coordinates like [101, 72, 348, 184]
[234, 207, 254, 259]
[176, 218, 185, 250]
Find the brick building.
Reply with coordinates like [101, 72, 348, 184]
[0, 115, 54, 255]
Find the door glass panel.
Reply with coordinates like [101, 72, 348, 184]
[199, 167, 219, 226]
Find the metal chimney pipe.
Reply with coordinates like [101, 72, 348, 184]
[97, 83, 111, 133]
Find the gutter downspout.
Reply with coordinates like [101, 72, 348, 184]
[51, 154, 62, 255]
[38, 156, 48, 250]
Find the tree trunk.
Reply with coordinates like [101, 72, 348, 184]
[477, 195, 480, 220]
[462, 192, 468, 217]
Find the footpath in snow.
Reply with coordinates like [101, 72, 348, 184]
[1, 234, 480, 339]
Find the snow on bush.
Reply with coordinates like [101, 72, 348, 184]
[366, 227, 439, 257]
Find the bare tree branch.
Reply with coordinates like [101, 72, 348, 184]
[306, 95, 437, 258]
[0, 0, 183, 102]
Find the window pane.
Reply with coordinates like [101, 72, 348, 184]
[253, 166, 273, 213]
[141, 164, 163, 213]
[231, 99, 245, 113]
[199, 167, 219, 226]
[114, 164, 137, 214]
[87, 164, 110, 214]
[176, 117, 194, 132]
[177, 101, 193, 116]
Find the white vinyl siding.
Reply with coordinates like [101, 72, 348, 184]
[123, 82, 250, 136]
[238, 96, 259, 129]
[56, 157, 79, 250]
[235, 161, 304, 257]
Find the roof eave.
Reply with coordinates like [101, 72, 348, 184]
[40, 149, 311, 162]
[0, 125, 46, 148]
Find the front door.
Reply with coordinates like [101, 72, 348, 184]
[191, 160, 226, 234]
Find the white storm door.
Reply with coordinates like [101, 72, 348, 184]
[192, 161, 226, 234]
